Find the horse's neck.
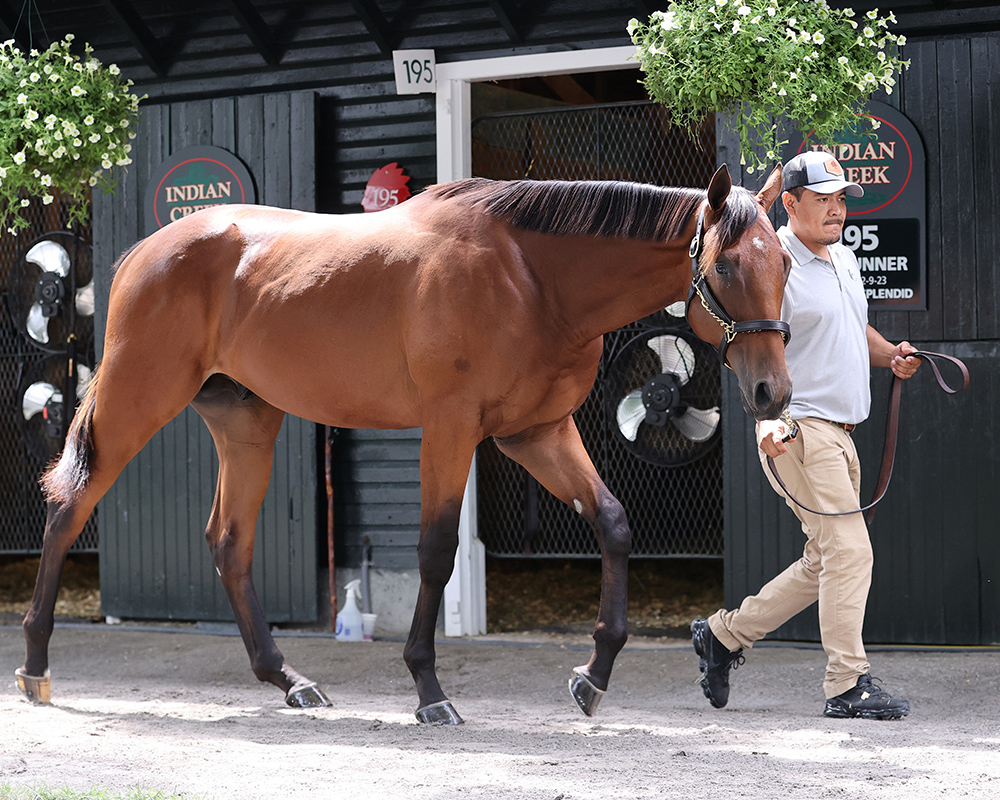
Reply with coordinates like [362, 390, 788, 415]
[521, 232, 694, 344]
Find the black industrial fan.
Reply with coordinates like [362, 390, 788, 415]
[17, 354, 94, 463]
[5, 231, 94, 353]
[604, 326, 721, 467]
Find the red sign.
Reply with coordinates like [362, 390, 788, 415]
[362, 163, 411, 212]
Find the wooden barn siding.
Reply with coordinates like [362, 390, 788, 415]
[330, 429, 422, 570]
[723, 33, 1000, 645]
[93, 93, 318, 621]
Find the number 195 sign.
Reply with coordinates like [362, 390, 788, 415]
[393, 49, 436, 95]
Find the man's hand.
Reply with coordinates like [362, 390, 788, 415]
[756, 418, 794, 458]
[891, 341, 921, 380]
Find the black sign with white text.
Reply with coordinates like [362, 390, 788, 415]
[843, 218, 921, 303]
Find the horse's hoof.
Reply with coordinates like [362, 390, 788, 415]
[15, 668, 51, 704]
[285, 682, 332, 708]
[568, 667, 605, 717]
[415, 700, 464, 725]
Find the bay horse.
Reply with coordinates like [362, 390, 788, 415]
[17, 163, 792, 724]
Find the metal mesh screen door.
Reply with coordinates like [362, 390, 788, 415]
[472, 100, 723, 558]
[0, 193, 98, 553]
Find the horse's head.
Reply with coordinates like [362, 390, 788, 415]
[686, 164, 793, 421]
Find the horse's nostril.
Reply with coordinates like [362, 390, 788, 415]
[754, 380, 773, 410]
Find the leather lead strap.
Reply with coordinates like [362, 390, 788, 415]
[766, 350, 970, 525]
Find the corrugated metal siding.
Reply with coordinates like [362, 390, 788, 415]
[722, 33, 1000, 645]
[93, 92, 319, 621]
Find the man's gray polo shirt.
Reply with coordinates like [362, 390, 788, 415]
[776, 226, 870, 425]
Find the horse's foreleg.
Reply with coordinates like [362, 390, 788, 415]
[192, 379, 330, 709]
[495, 416, 631, 717]
[403, 422, 477, 725]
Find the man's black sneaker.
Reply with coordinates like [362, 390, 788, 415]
[823, 674, 910, 720]
[691, 618, 745, 709]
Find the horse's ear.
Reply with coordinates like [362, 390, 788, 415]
[707, 164, 732, 211]
[756, 165, 783, 212]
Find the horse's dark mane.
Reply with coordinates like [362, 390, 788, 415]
[428, 178, 705, 244]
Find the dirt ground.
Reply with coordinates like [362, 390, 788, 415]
[2, 622, 1000, 800]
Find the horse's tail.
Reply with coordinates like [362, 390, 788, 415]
[40, 363, 100, 507]
[40, 242, 142, 506]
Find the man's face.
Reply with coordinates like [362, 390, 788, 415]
[783, 188, 848, 249]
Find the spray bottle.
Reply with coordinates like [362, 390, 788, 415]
[335, 579, 364, 642]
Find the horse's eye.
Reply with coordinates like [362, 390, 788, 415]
[714, 262, 729, 277]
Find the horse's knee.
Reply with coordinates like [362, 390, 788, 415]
[416, 505, 462, 585]
[206, 527, 252, 577]
[595, 494, 631, 558]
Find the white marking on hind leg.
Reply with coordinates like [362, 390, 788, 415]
[573, 499, 583, 514]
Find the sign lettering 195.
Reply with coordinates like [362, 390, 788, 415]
[402, 57, 433, 86]
[843, 224, 879, 252]
[392, 49, 436, 95]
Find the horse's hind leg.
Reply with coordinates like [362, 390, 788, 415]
[21, 365, 206, 702]
[191, 376, 330, 708]
[495, 416, 631, 717]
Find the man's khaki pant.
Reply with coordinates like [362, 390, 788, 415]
[708, 417, 873, 699]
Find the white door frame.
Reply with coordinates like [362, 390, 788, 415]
[436, 45, 639, 636]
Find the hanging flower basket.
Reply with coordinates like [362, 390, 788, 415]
[629, 1, 908, 173]
[0, 34, 143, 235]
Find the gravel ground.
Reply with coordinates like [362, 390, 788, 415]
[2, 623, 999, 800]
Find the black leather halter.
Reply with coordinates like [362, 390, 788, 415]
[684, 205, 791, 368]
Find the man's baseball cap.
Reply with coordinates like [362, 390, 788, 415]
[782, 150, 863, 197]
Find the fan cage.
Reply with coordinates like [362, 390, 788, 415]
[472, 100, 723, 558]
[0, 191, 98, 553]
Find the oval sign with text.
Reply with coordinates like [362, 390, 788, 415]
[145, 146, 256, 234]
